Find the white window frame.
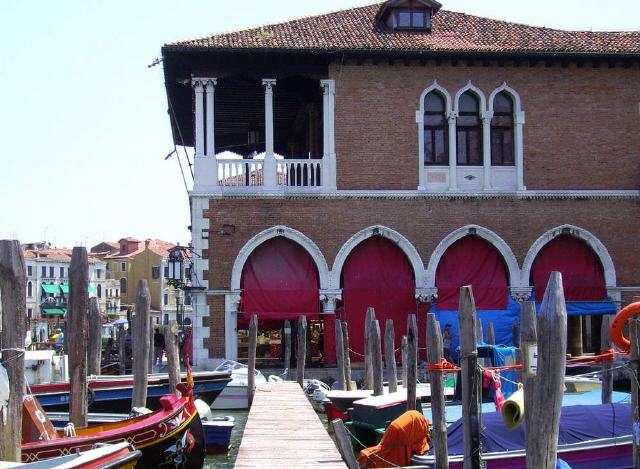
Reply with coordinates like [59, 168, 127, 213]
[417, 81, 525, 192]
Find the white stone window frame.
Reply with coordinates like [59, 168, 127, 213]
[417, 81, 526, 192]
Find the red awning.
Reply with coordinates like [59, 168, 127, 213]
[531, 234, 605, 302]
[240, 237, 320, 328]
[436, 236, 509, 310]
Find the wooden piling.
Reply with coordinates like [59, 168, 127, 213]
[0, 240, 26, 462]
[87, 297, 102, 376]
[512, 319, 520, 348]
[520, 301, 537, 439]
[332, 419, 359, 469]
[426, 313, 448, 469]
[335, 319, 346, 390]
[569, 316, 583, 357]
[341, 321, 354, 391]
[118, 324, 126, 375]
[163, 320, 180, 395]
[132, 280, 151, 409]
[459, 286, 482, 469]
[406, 314, 418, 411]
[384, 319, 398, 393]
[364, 308, 375, 390]
[248, 314, 258, 407]
[475, 317, 484, 344]
[487, 322, 496, 345]
[370, 319, 384, 396]
[297, 315, 307, 388]
[283, 320, 291, 380]
[68, 247, 89, 428]
[600, 314, 613, 404]
[401, 335, 408, 388]
[526, 272, 567, 469]
[630, 316, 640, 467]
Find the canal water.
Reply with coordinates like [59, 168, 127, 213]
[203, 409, 249, 468]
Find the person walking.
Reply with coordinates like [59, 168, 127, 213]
[442, 324, 453, 362]
[153, 328, 165, 366]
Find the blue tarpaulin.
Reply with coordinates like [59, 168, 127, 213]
[438, 403, 631, 456]
[537, 300, 617, 316]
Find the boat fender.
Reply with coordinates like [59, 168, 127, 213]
[610, 301, 640, 352]
[0, 364, 8, 424]
[501, 383, 524, 431]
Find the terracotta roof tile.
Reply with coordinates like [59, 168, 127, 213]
[22, 248, 102, 264]
[168, 3, 640, 55]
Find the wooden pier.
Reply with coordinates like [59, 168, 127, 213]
[235, 381, 347, 468]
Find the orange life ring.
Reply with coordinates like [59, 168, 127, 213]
[609, 301, 640, 352]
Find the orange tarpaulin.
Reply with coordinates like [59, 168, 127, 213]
[357, 410, 430, 468]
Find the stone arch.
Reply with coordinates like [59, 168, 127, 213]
[330, 225, 426, 289]
[454, 81, 487, 114]
[426, 224, 521, 288]
[230, 225, 330, 290]
[488, 82, 523, 115]
[521, 224, 616, 288]
[418, 80, 453, 115]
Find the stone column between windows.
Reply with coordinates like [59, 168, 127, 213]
[514, 110, 526, 191]
[482, 110, 493, 190]
[447, 112, 458, 191]
[225, 292, 241, 360]
[262, 79, 277, 189]
[320, 290, 342, 315]
[320, 79, 337, 190]
[415, 109, 426, 190]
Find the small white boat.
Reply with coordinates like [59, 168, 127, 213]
[210, 360, 267, 410]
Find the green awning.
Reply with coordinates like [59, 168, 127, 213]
[59, 284, 69, 294]
[42, 307, 66, 316]
[41, 284, 60, 294]
[88, 285, 95, 293]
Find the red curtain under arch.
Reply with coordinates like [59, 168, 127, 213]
[436, 236, 509, 310]
[336, 236, 422, 363]
[531, 235, 605, 301]
[240, 237, 320, 328]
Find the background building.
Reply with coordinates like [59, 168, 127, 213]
[161, 0, 640, 369]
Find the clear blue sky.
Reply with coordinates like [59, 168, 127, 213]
[1, 1, 638, 248]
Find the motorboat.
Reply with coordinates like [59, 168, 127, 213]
[29, 370, 231, 412]
[210, 360, 267, 410]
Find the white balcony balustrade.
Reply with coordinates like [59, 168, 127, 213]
[278, 159, 323, 187]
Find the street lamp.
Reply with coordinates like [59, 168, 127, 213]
[167, 247, 184, 288]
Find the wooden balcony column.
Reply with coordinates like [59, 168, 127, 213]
[320, 79, 337, 190]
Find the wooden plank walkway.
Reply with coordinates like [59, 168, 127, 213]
[235, 381, 347, 468]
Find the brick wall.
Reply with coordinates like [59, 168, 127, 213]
[330, 62, 640, 190]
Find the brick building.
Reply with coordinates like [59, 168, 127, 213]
[161, 0, 640, 369]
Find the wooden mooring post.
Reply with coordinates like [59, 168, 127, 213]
[406, 314, 418, 411]
[426, 313, 448, 469]
[334, 319, 346, 390]
[132, 280, 151, 409]
[520, 301, 537, 438]
[364, 308, 375, 390]
[401, 335, 408, 388]
[459, 286, 481, 469]
[332, 419, 360, 469]
[600, 314, 613, 404]
[118, 324, 126, 375]
[630, 317, 640, 467]
[526, 272, 567, 469]
[384, 319, 398, 393]
[341, 321, 354, 391]
[0, 240, 26, 462]
[247, 314, 258, 407]
[283, 320, 291, 380]
[163, 320, 180, 395]
[369, 319, 384, 396]
[87, 297, 102, 376]
[68, 247, 89, 428]
[296, 315, 307, 388]
[486, 322, 496, 345]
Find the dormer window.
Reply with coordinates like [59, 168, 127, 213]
[376, 0, 441, 32]
[395, 9, 429, 30]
